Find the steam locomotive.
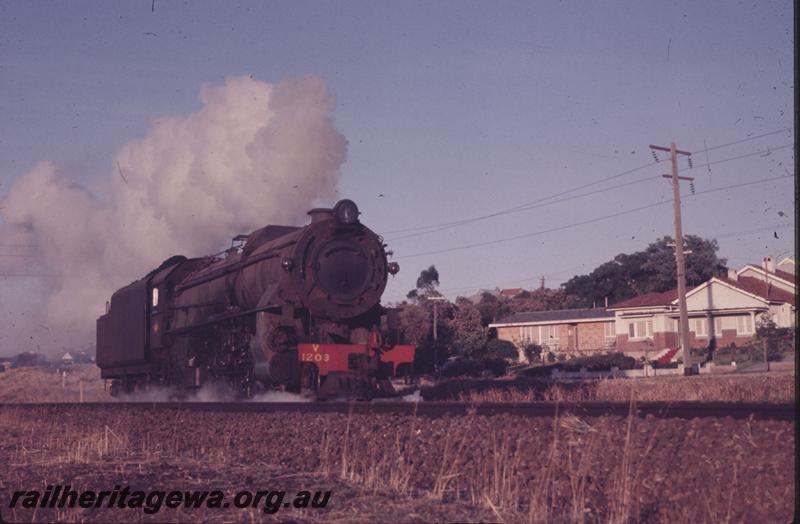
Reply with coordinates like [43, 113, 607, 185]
[96, 199, 415, 399]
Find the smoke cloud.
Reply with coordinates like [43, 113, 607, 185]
[0, 76, 347, 354]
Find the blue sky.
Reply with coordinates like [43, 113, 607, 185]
[1, 0, 794, 305]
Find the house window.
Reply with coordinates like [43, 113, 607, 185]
[628, 320, 653, 340]
[152, 288, 159, 308]
[693, 318, 707, 337]
[713, 317, 736, 336]
[533, 325, 559, 349]
[736, 315, 754, 334]
[603, 322, 615, 339]
[520, 326, 538, 343]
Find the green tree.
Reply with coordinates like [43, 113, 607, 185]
[399, 303, 430, 345]
[450, 297, 488, 358]
[476, 291, 511, 326]
[398, 290, 455, 374]
[753, 314, 794, 361]
[563, 235, 728, 306]
[640, 235, 728, 292]
[407, 265, 440, 300]
[563, 262, 634, 308]
[509, 288, 568, 313]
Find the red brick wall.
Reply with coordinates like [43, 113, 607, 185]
[710, 330, 754, 348]
[495, 326, 518, 346]
[558, 327, 570, 350]
[616, 330, 753, 355]
[576, 322, 609, 351]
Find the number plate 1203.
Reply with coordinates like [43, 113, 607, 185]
[301, 352, 330, 362]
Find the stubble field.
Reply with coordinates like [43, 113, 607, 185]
[0, 403, 795, 523]
[0, 365, 795, 522]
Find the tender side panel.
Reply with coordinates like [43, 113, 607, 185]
[97, 279, 148, 369]
[96, 314, 111, 366]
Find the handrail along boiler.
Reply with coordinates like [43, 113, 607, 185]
[96, 200, 414, 398]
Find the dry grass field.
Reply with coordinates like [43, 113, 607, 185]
[0, 365, 107, 403]
[0, 365, 794, 522]
[0, 364, 794, 405]
[0, 405, 794, 523]
[424, 371, 796, 403]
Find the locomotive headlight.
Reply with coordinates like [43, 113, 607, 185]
[281, 258, 294, 272]
[388, 262, 400, 275]
[333, 199, 359, 225]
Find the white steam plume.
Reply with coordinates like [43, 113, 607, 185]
[0, 76, 347, 353]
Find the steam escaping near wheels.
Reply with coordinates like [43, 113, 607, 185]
[111, 382, 311, 403]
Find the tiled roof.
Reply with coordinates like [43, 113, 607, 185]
[774, 269, 796, 284]
[740, 264, 796, 284]
[610, 277, 795, 310]
[721, 276, 795, 306]
[493, 308, 614, 325]
[609, 289, 678, 309]
[500, 288, 524, 297]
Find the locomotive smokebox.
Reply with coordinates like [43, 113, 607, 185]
[291, 199, 387, 320]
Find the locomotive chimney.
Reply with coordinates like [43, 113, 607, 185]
[307, 208, 334, 223]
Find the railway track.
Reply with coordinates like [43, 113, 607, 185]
[1, 401, 794, 420]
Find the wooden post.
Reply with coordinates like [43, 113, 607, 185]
[62, 370, 66, 388]
[79, 380, 85, 403]
[650, 143, 693, 373]
[429, 296, 447, 379]
[669, 142, 691, 372]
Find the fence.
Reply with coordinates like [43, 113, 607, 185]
[550, 362, 740, 379]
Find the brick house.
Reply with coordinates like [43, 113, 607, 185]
[489, 308, 616, 357]
[609, 258, 796, 359]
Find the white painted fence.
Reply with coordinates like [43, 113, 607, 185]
[551, 362, 738, 379]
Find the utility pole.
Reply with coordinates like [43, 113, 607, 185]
[650, 142, 694, 373]
[428, 296, 447, 379]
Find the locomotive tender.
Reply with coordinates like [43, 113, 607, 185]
[96, 199, 415, 399]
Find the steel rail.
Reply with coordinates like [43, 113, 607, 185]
[1, 401, 794, 420]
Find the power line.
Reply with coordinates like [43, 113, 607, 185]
[686, 143, 793, 171]
[384, 160, 661, 235]
[384, 139, 794, 241]
[713, 223, 793, 239]
[402, 223, 792, 299]
[395, 173, 793, 260]
[388, 174, 663, 241]
[689, 127, 792, 155]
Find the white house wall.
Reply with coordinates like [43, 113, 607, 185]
[614, 312, 669, 334]
[766, 303, 795, 328]
[685, 281, 765, 311]
[777, 258, 795, 274]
